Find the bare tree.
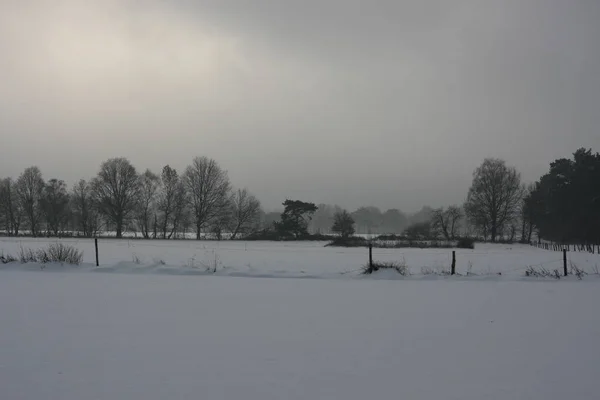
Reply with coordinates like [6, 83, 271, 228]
[157, 165, 188, 239]
[71, 179, 99, 237]
[431, 208, 449, 240]
[91, 158, 140, 238]
[41, 179, 70, 236]
[0, 178, 21, 236]
[446, 206, 463, 239]
[229, 188, 261, 239]
[210, 198, 233, 240]
[431, 206, 462, 240]
[135, 169, 160, 239]
[170, 184, 189, 239]
[183, 157, 231, 240]
[464, 158, 523, 242]
[16, 166, 45, 236]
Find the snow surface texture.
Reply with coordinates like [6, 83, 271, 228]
[1, 238, 600, 280]
[1, 271, 599, 400]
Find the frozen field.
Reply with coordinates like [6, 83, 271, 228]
[1, 270, 599, 400]
[1, 237, 600, 279]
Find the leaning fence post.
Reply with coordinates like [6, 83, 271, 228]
[563, 249, 567, 277]
[95, 238, 99, 267]
[451, 251, 456, 275]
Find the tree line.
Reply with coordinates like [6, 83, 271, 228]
[0, 157, 262, 239]
[459, 148, 599, 245]
[2, 148, 597, 244]
[523, 148, 600, 245]
[322, 147, 600, 245]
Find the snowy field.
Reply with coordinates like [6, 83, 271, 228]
[1, 270, 599, 400]
[1, 237, 600, 279]
[1, 239, 600, 399]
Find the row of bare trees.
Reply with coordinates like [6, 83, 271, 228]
[0, 157, 262, 239]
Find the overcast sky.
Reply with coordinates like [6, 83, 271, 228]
[1, 0, 599, 212]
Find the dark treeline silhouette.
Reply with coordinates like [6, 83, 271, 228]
[524, 148, 600, 246]
[463, 149, 600, 245]
[2, 148, 597, 244]
[0, 157, 263, 239]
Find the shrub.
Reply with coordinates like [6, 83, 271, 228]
[0, 251, 17, 264]
[18, 243, 83, 265]
[244, 229, 335, 241]
[19, 247, 37, 263]
[569, 262, 587, 280]
[326, 237, 368, 247]
[456, 237, 475, 249]
[525, 266, 561, 279]
[45, 243, 84, 265]
[362, 260, 409, 276]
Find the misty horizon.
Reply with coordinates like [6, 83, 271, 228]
[2, 1, 599, 212]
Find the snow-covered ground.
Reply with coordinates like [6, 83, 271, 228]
[1, 239, 600, 399]
[1, 238, 599, 279]
[1, 270, 599, 400]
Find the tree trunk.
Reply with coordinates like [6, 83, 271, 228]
[230, 224, 241, 240]
[162, 218, 169, 239]
[116, 220, 123, 238]
[153, 215, 158, 239]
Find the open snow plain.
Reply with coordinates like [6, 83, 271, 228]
[1, 238, 600, 399]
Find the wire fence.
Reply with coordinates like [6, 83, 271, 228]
[531, 241, 599, 255]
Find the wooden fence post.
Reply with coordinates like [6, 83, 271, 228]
[451, 251, 456, 275]
[368, 243, 373, 271]
[563, 249, 567, 277]
[95, 238, 99, 267]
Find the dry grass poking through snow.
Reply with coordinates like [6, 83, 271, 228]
[12, 243, 84, 266]
[362, 259, 410, 276]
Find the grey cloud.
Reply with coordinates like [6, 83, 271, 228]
[1, 0, 599, 212]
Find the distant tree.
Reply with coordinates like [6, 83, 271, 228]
[16, 166, 45, 236]
[229, 188, 261, 239]
[209, 198, 233, 240]
[310, 204, 342, 234]
[91, 158, 140, 238]
[431, 206, 463, 240]
[184, 157, 231, 240]
[404, 221, 433, 240]
[408, 206, 434, 226]
[331, 210, 355, 238]
[157, 165, 188, 239]
[276, 200, 318, 238]
[41, 179, 70, 236]
[464, 158, 523, 242]
[381, 209, 408, 234]
[0, 178, 21, 236]
[71, 179, 98, 237]
[351, 206, 383, 234]
[520, 183, 538, 243]
[135, 169, 160, 239]
[260, 211, 281, 231]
